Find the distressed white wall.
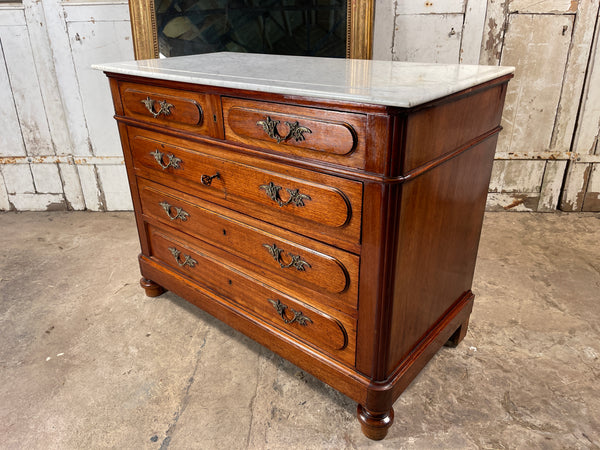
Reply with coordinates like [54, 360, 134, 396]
[0, 0, 132, 211]
[374, 0, 600, 212]
[1, 0, 600, 211]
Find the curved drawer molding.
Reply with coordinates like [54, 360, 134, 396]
[222, 97, 368, 170]
[130, 135, 359, 231]
[147, 226, 355, 364]
[139, 181, 356, 297]
[123, 88, 202, 126]
[226, 106, 357, 155]
[117, 81, 222, 138]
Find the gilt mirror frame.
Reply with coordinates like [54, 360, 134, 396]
[128, 0, 374, 60]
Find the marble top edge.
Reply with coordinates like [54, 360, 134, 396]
[92, 52, 514, 108]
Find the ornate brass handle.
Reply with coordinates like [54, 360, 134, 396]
[201, 172, 220, 186]
[259, 182, 311, 207]
[168, 247, 197, 268]
[150, 149, 182, 170]
[256, 116, 312, 144]
[262, 244, 311, 271]
[159, 201, 189, 221]
[268, 299, 312, 326]
[141, 97, 173, 118]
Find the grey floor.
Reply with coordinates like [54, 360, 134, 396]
[0, 211, 599, 449]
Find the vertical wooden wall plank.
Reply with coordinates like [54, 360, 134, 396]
[22, 0, 85, 209]
[560, 162, 592, 211]
[550, 1, 598, 151]
[76, 165, 104, 211]
[538, 160, 568, 211]
[393, 14, 464, 63]
[561, 6, 600, 211]
[372, 0, 395, 60]
[1, 165, 35, 194]
[572, 12, 600, 156]
[30, 164, 64, 194]
[0, 35, 26, 158]
[41, 0, 100, 210]
[479, 0, 509, 65]
[66, 20, 134, 157]
[65, 16, 133, 210]
[57, 164, 85, 210]
[0, 169, 11, 210]
[582, 163, 600, 210]
[0, 26, 54, 155]
[96, 165, 133, 210]
[0, 26, 54, 157]
[461, 0, 487, 63]
[498, 14, 573, 154]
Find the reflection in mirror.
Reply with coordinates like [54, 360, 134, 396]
[154, 0, 347, 58]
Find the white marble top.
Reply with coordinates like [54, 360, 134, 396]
[93, 53, 514, 108]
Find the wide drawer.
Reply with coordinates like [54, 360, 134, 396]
[222, 97, 367, 168]
[118, 81, 221, 138]
[138, 178, 359, 311]
[147, 224, 356, 366]
[129, 129, 362, 249]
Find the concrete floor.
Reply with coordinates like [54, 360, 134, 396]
[0, 211, 599, 449]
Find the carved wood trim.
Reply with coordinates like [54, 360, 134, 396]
[347, 0, 374, 59]
[129, 0, 373, 61]
[128, 0, 158, 60]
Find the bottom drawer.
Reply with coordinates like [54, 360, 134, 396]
[146, 224, 356, 366]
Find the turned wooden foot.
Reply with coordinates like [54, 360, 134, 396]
[445, 317, 470, 348]
[357, 404, 394, 440]
[140, 277, 166, 297]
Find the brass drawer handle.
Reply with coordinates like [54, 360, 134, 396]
[262, 243, 311, 271]
[159, 201, 189, 221]
[259, 182, 311, 207]
[201, 172, 220, 186]
[168, 247, 197, 268]
[257, 116, 312, 144]
[150, 149, 182, 170]
[268, 299, 313, 326]
[141, 97, 173, 118]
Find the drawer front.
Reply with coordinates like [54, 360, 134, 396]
[129, 131, 362, 247]
[147, 225, 356, 365]
[139, 179, 358, 308]
[223, 97, 367, 168]
[119, 81, 220, 137]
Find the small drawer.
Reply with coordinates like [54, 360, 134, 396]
[138, 178, 359, 312]
[119, 81, 221, 137]
[147, 225, 356, 366]
[129, 130, 362, 249]
[222, 97, 367, 168]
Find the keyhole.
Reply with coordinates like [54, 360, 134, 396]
[228, 279, 232, 285]
[222, 229, 227, 235]
[213, 114, 217, 122]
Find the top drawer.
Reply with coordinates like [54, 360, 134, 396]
[118, 81, 221, 138]
[223, 97, 367, 169]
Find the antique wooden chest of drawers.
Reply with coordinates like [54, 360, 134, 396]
[95, 53, 513, 439]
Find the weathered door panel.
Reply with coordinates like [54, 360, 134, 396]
[498, 14, 573, 154]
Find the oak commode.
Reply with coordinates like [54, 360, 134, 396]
[94, 53, 513, 440]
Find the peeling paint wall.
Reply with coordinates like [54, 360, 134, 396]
[1, 0, 600, 211]
[0, 0, 132, 211]
[374, 0, 600, 212]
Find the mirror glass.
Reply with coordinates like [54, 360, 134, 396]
[154, 0, 347, 58]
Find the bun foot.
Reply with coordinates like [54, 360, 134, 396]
[140, 277, 166, 297]
[357, 404, 394, 440]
